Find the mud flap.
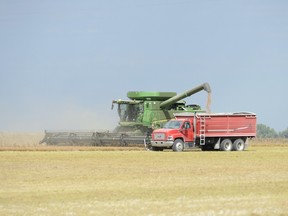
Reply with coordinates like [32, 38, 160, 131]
[214, 138, 221, 150]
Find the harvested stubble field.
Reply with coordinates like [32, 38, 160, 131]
[0, 133, 288, 216]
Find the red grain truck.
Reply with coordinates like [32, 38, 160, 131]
[150, 112, 257, 151]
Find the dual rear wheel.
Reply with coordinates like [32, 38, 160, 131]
[220, 138, 245, 151]
[164, 138, 245, 152]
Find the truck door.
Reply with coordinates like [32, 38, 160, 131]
[181, 121, 194, 142]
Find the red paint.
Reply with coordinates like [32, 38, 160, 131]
[151, 112, 256, 151]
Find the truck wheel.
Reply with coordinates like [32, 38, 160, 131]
[232, 139, 245, 151]
[172, 139, 184, 152]
[220, 139, 232, 151]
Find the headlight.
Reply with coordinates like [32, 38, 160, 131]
[167, 136, 173, 141]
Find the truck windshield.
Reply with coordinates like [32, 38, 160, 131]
[163, 120, 182, 129]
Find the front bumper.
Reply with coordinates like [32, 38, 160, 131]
[151, 140, 174, 148]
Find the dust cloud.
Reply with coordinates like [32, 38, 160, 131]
[51, 107, 118, 131]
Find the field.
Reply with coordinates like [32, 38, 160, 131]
[0, 133, 288, 216]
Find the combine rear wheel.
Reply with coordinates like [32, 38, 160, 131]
[220, 139, 232, 151]
[232, 138, 245, 151]
[172, 139, 184, 152]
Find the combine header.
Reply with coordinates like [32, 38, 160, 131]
[40, 83, 212, 146]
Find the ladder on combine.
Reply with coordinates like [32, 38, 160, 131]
[199, 116, 206, 145]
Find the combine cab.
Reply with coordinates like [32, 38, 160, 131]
[40, 83, 212, 147]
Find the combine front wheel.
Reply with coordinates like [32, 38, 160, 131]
[144, 137, 152, 151]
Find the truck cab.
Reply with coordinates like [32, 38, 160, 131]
[151, 118, 194, 151]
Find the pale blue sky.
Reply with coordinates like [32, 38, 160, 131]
[0, 0, 287, 132]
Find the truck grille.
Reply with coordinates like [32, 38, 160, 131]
[154, 133, 165, 140]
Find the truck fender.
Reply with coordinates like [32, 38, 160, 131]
[214, 138, 221, 150]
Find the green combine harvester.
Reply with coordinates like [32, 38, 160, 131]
[40, 83, 211, 147]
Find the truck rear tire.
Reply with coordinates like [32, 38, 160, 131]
[172, 139, 184, 152]
[220, 139, 232, 151]
[232, 138, 245, 151]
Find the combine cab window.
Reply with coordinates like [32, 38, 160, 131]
[118, 103, 143, 122]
